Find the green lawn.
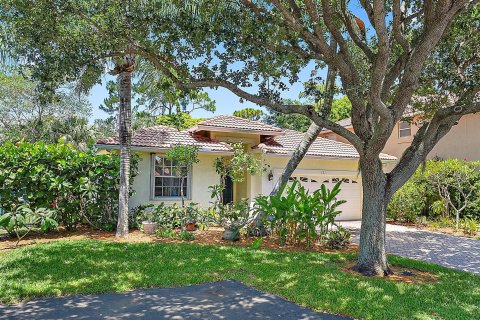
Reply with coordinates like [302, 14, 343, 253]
[0, 241, 479, 319]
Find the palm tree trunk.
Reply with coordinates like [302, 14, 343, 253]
[114, 57, 135, 238]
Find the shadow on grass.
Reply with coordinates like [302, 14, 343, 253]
[0, 241, 479, 319]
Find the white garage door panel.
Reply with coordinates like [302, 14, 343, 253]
[287, 175, 362, 221]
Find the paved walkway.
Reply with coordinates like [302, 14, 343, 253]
[0, 280, 350, 320]
[341, 221, 480, 274]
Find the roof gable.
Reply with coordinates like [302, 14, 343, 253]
[189, 115, 283, 135]
[96, 125, 232, 153]
[255, 129, 396, 161]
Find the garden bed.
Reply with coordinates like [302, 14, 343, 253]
[0, 226, 358, 253]
[387, 220, 479, 238]
[342, 259, 439, 284]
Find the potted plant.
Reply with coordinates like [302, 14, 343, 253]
[141, 206, 157, 235]
[219, 200, 251, 241]
[184, 204, 199, 231]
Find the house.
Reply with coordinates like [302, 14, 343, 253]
[319, 113, 480, 161]
[96, 115, 397, 220]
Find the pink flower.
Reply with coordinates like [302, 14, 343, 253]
[50, 202, 58, 207]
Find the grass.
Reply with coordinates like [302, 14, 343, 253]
[0, 241, 479, 319]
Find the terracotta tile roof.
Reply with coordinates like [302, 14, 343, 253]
[321, 118, 352, 133]
[96, 125, 232, 152]
[191, 115, 283, 133]
[254, 129, 397, 161]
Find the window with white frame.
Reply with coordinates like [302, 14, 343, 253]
[398, 121, 411, 138]
[152, 155, 189, 198]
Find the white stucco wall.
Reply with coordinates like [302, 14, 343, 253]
[250, 155, 362, 199]
[129, 151, 221, 209]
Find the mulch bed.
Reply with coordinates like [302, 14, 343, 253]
[342, 259, 439, 284]
[0, 226, 358, 254]
[387, 221, 478, 238]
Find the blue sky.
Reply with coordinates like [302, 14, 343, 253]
[87, 63, 320, 122]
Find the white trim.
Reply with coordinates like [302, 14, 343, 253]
[272, 168, 361, 178]
[95, 144, 233, 155]
[190, 125, 283, 136]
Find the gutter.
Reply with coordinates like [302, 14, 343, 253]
[94, 144, 234, 156]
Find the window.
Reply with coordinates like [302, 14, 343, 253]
[152, 155, 189, 198]
[399, 121, 411, 138]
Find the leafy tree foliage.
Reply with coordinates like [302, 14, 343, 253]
[389, 159, 480, 227]
[264, 97, 351, 132]
[0, 72, 94, 146]
[157, 112, 205, 130]
[96, 76, 216, 135]
[233, 108, 264, 121]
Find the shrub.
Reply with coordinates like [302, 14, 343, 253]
[325, 227, 351, 249]
[462, 218, 478, 236]
[0, 141, 138, 232]
[0, 204, 57, 243]
[179, 230, 195, 241]
[254, 180, 345, 247]
[134, 202, 213, 231]
[217, 199, 251, 231]
[387, 181, 426, 222]
[387, 159, 480, 224]
[155, 227, 177, 239]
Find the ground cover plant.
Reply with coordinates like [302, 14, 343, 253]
[0, 240, 478, 320]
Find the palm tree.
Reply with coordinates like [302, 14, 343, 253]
[110, 55, 135, 238]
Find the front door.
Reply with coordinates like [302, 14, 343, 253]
[222, 175, 234, 204]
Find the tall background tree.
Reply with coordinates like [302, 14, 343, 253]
[0, 0, 221, 237]
[0, 71, 94, 147]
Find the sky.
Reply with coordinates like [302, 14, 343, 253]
[87, 62, 320, 122]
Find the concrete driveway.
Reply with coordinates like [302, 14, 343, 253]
[341, 221, 480, 274]
[0, 280, 351, 320]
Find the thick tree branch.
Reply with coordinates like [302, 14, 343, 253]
[393, 0, 411, 53]
[387, 99, 480, 196]
[340, 0, 375, 61]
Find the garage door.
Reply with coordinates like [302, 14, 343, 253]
[288, 175, 362, 221]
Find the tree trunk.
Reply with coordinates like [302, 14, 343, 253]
[270, 122, 323, 195]
[354, 156, 393, 276]
[116, 64, 133, 238]
[270, 63, 337, 196]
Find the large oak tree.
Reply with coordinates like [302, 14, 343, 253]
[161, 1, 479, 275]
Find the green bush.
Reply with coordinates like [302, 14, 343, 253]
[0, 141, 138, 232]
[255, 180, 346, 247]
[155, 227, 177, 238]
[134, 202, 213, 231]
[462, 218, 478, 235]
[0, 204, 57, 241]
[325, 226, 351, 249]
[388, 159, 480, 223]
[387, 181, 426, 222]
[178, 230, 195, 241]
